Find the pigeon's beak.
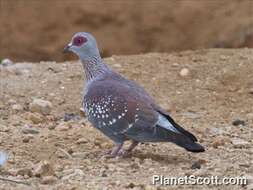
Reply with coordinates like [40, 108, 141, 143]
[63, 43, 72, 53]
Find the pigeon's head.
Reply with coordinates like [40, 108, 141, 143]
[64, 32, 100, 60]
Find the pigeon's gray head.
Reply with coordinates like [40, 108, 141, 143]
[64, 32, 100, 60]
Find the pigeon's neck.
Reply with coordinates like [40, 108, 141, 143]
[81, 55, 110, 82]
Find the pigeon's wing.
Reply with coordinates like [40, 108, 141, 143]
[86, 78, 184, 142]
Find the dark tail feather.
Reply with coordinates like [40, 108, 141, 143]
[156, 124, 205, 152]
[157, 111, 198, 142]
[175, 140, 205, 152]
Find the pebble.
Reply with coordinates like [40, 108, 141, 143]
[0, 124, 9, 132]
[72, 152, 87, 159]
[27, 112, 44, 124]
[76, 138, 88, 144]
[16, 168, 33, 177]
[191, 161, 202, 169]
[22, 125, 39, 134]
[55, 122, 70, 131]
[1, 58, 13, 66]
[41, 175, 57, 184]
[63, 113, 80, 122]
[11, 104, 23, 111]
[232, 138, 250, 148]
[33, 160, 54, 177]
[30, 98, 52, 115]
[211, 136, 226, 148]
[8, 99, 16, 105]
[232, 119, 246, 126]
[61, 169, 84, 181]
[179, 68, 190, 77]
[22, 134, 34, 143]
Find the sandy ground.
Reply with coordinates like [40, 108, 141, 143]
[1, 0, 253, 62]
[0, 49, 253, 190]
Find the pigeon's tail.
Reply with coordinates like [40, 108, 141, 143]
[173, 138, 205, 152]
[155, 111, 205, 152]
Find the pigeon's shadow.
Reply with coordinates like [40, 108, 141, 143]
[127, 150, 192, 165]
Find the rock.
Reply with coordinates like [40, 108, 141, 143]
[232, 119, 246, 126]
[191, 161, 202, 169]
[79, 107, 85, 117]
[8, 99, 16, 105]
[22, 134, 34, 143]
[11, 104, 23, 111]
[232, 138, 250, 148]
[61, 169, 84, 181]
[30, 99, 52, 115]
[99, 169, 107, 177]
[27, 112, 44, 124]
[16, 168, 33, 177]
[179, 68, 190, 77]
[1, 58, 13, 66]
[33, 160, 54, 177]
[209, 127, 225, 136]
[72, 152, 87, 159]
[22, 125, 39, 134]
[55, 122, 70, 131]
[41, 176, 57, 184]
[0, 124, 9, 132]
[76, 138, 88, 144]
[211, 136, 226, 148]
[63, 113, 80, 122]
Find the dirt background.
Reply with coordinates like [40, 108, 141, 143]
[1, 0, 253, 62]
[0, 49, 253, 189]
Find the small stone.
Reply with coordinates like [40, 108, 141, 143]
[232, 119, 246, 126]
[55, 122, 70, 131]
[16, 168, 33, 177]
[211, 136, 226, 148]
[33, 160, 54, 177]
[41, 175, 57, 184]
[80, 108, 85, 117]
[28, 112, 44, 124]
[191, 161, 202, 169]
[30, 99, 52, 115]
[232, 138, 250, 148]
[100, 169, 107, 177]
[11, 104, 23, 111]
[180, 68, 190, 77]
[76, 138, 88, 144]
[72, 152, 87, 159]
[8, 99, 16, 105]
[63, 113, 80, 122]
[0, 124, 9, 132]
[22, 135, 34, 143]
[22, 125, 39, 134]
[1, 58, 13, 66]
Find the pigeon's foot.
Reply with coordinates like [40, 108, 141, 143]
[118, 141, 139, 157]
[101, 143, 124, 158]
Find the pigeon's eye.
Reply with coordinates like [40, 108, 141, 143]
[73, 36, 87, 46]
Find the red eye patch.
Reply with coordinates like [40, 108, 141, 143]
[73, 36, 87, 46]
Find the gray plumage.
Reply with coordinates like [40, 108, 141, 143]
[64, 32, 205, 157]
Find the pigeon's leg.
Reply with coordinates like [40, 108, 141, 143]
[119, 140, 139, 156]
[102, 143, 124, 158]
[126, 140, 139, 152]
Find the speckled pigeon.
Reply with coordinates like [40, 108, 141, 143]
[64, 32, 205, 157]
